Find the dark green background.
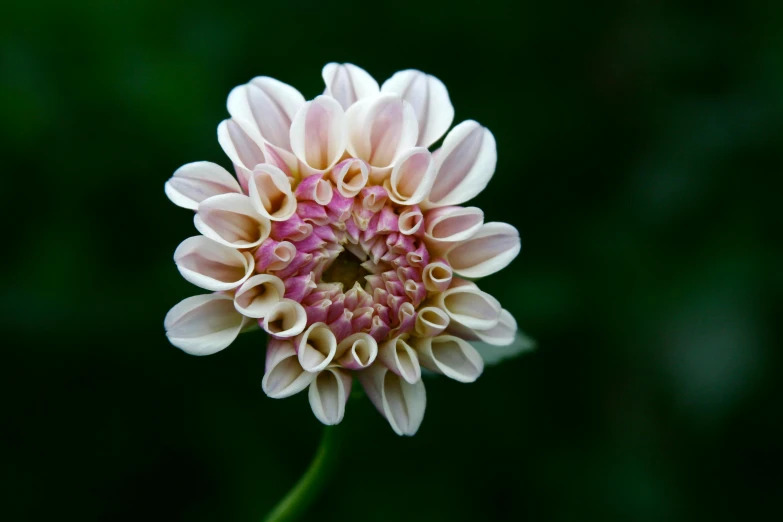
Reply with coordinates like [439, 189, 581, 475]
[3, 0, 782, 520]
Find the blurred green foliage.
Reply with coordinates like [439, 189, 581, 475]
[2, 0, 782, 521]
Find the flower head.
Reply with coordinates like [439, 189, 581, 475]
[164, 63, 529, 435]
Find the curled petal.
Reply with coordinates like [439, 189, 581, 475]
[217, 119, 266, 176]
[296, 322, 338, 373]
[424, 206, 485, 246]
[414, 306, 450, 337]
[174, 236, 254, 291]
[247, 164, 297, 221]
[165, 162, 241, 210]
[227, 76, 305, 151]
[422, 260, 453, 293]
[472, 329, 536, 365]
[330, 158, 369, 198]
[255, 239, 297, 272]
[195, 193, 271, 249]
[164, 293, 250, 355]
[445, 222, 521, 278]
[234, 274, 285, 318]
[322, 63, 380, 110]
[412, 335, 484, 383]
[335, 332, 378, 370]
[384, 147, 436, 206]
[295, 174, 333, 205]
[398, 206, 424, 236]
[345, 93, 419, 180]
[425, 120, 497, 208]
[308, 367, 352, 425]
[434, 279, 501, 331]
[263, 298, 307, 338]
[262, 339, 316, 399]
[290, 95, 346, 175]
[381, 69, 454, 148]
[467, 308, 518, 346]
[357, 363, 426, 437]
[378, 336, 421, 384]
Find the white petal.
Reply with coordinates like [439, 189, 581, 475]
[227, 77, 305, 151]
[247, 163, 297, 221]
[377, 336, 421, 384]
[194, 193, 271, 249]
[414, 306, 450, 337]
[424, 206, 485, 245]
[345, 93, 419, 181]
[422, 260, 453, 293]
[357, 363, 426, 436]
[384, 147, 436, 206]
[164, 293, 250, 355]
[290, 95, 346, 175]
[471, 330, 536, 366]
[412, 335, 484, 383]
[262, 339, 316, 398]
[329, 158, 370, 198]
[425, 120, 497, 208]
[234, 274, 285, 318]
[445, 222, 521, 278]
[174, 236, 254, 291]
[217, 119, 267, 173]
[322, 63, 380, 110]
[434, 279, 501, 331]
[335, 332, 378, 370]
[164, 162, 241, 210]
[263, 298, 307, 338]
[381, 69, 454, 148]
[308, 367, 352, 425]
[296, 322, 337, 373]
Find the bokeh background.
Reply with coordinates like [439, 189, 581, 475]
[2, 0, 782, 520]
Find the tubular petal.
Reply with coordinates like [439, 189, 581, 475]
[290, 95, 346, 175]
[174, 236, 254, 291]
[308, 367, 352, 425]
[165, 293, 250, 355]
[195, 193, 271, 249]
[296, 322, 338, 373]
[322, 63, 380, 110]
[247, 163, 297, 221]
[378, 336, 421, 384]
[384, 147, 436, 206]
[412, 335, 484, 383]
[445, 222, 521, 278]
[165, 161, 241, 210]
[234, 274, 286, 318]
[262, 339, 316, 398]
[263, 298, 307, 338]
[357, 363, 426, 436]
[435, 279, 501, 331]
[381, 69, 454, 148]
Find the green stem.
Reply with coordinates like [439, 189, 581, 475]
[262, 427, 339, 522]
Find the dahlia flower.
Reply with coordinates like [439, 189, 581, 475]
[164, 63, 530, 436]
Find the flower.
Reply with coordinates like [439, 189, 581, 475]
[164, 63, 531, 435]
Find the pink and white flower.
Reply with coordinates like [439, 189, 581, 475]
[164, 63, 532, 436]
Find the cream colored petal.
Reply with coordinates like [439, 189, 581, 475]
[424, 120, 496, 208]
[422, 260, 453, 293]
[424, 206, 485, 245]
[247, 163, 297, 221]
[165, 161, 241, 210]
[164, 293, 250, 355]
[434, 279, 501, 331]
[290, 95, 346, 175]
[414, 306, 450, 337]
[296, 322, 337, 373]
[345, 93, 419, 181]
[174, 236, 254, 291]
[329, 158, 369, 198]
[217, 119, 267, 172]
[263, 298, 307, 338]
[357, 363, 426, 436]
[335, 332, 378, 370]
[194, 193, 271, 249]
[381, 69, 454, 148]
[378, 336, 421, 384]
[262, 339, 316, 398]
[471, 330, 535, 366]
[234, 274, 285, 318]
[227, 76, 305, 151]
[322, 63, 379, 110]
[445, 222, 521, 278]
[384, 147, 435, 206]
[308, 367, 352, 425]
[412, 335, 484, 383]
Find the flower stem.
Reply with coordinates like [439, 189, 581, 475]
[262, 427, 339, 522]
